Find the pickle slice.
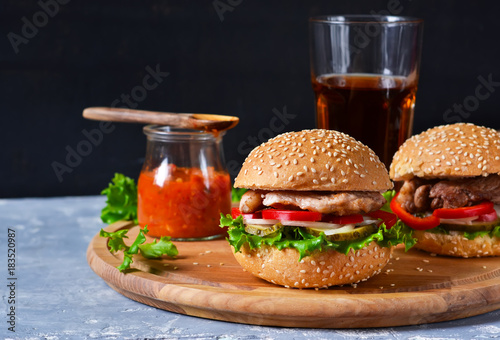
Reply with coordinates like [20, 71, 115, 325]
[245, 223, 283, 236]
[306, 224, 378, 241]
[442, 221, 498, 232]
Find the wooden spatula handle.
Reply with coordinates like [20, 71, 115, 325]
[83, 107, 188, 125]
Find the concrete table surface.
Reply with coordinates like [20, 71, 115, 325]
[1, 195, 500, 339]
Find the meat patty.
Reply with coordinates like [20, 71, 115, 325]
[262, 191, 386, 215]
[430, 175, 500, 209]
[396, 175, 500, 212]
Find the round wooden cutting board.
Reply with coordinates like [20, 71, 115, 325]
[87, 221, 500, 328]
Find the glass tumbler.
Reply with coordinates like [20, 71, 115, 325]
[310, 15, 424, 167]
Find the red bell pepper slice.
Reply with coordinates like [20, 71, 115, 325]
[390, 193, 440, 230]
[366, 210, 398, 228]
[433, 201, 494, 219]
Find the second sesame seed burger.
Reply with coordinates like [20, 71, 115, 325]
[389, 123, 500, 258]
[220, 129, 415, 289]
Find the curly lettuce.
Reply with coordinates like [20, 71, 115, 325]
[220, 214, 416, 261]
[231, 187, 248, 203]
[426, 225, 500, 240]
[100, 226, 178, 272]
[381, 190, 396, 213]
[100, 173, 138, 224]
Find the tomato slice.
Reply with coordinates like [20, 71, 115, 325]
[321, 214, 364, 224]
[433, 201, 494, 219]
[390, 194, 440, 230]
[366, 210, 397, 228]
[261, 209, 322, 222]
[231, 207, 262, 219]
[476, 210, 499, 222]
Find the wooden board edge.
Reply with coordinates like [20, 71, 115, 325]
[86, 221, 500, 328]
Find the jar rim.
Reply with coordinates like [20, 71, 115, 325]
[143, 125, 224, 141]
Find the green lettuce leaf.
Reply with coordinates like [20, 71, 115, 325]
[100, 226, 178, 272]
[463, 225, 500, 240]
[424, 225, 500, 240]
[493, 226, 500, 238]
[381, 190, 396, 213]
[99, 228, 129, 252]
[377, 219, 417, 251]
[101, 173, 138, 224]
[220, 213, 415, 260]
[139, 236, 179, 259]
[231, 187, 248, 203]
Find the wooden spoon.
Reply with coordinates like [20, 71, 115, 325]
[83, 107, 239, 132]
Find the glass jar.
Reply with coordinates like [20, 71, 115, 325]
[137, 126, 231, 240]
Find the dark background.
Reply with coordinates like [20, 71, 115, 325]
[2, 0, 500, 198]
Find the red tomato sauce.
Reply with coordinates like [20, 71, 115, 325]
[138, 164, 231, 238]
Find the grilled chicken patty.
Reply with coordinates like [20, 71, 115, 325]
[240, 190, 386, 215]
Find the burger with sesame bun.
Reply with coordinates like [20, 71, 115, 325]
[220, 129, 415, 289]
[389, 123, 500, 258]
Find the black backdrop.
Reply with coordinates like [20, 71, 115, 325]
[2, 0, 500, 198]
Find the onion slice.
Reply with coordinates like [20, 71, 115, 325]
[320, 225, 356, 235]
[244, 218, 279, 225]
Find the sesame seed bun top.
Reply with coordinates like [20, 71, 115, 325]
[234, 129, 392, 192]
[390, 123, 500, 181]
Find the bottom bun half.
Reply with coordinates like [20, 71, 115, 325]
[413, 230, 500, 258]
[232, 242, 392, 289]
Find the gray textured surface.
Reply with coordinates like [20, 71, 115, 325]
[1, 195, 500, 340]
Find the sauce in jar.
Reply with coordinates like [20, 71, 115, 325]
[138, 164, 231, 239]
[137, 125, 231, 240]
